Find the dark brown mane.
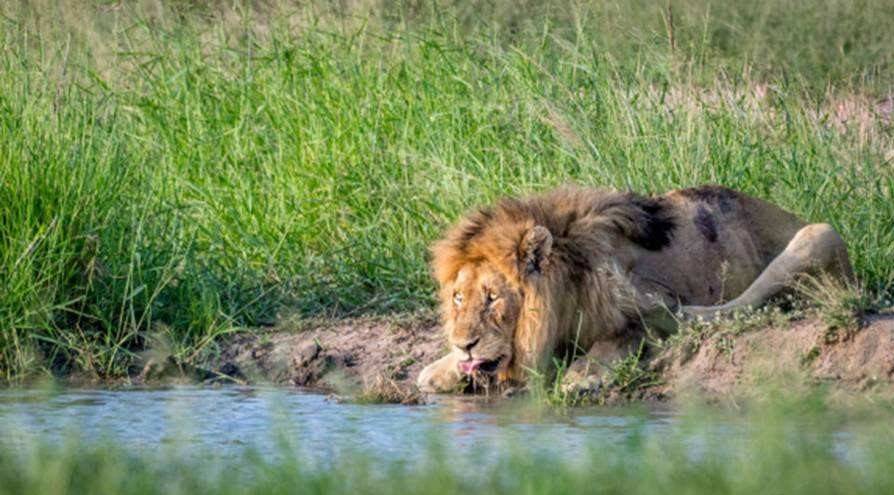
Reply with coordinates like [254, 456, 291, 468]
[431, 186, 677, 286]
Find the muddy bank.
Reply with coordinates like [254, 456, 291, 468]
[651, 312, 894, 399]
[211, 310, 894, 402]
[214, 313, 445, 401]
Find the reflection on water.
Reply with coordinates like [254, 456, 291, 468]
[0, 387, 682, 466]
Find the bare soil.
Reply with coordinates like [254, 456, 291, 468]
[211, 311, 894, 403]
[651, 313, 894, 400]
[214, 312, 445, 401]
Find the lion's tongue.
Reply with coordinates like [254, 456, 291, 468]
[459, 359, 486, 375]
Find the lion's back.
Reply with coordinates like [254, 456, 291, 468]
[631, 185, 807, 306]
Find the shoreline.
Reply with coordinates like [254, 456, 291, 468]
[17, 308, 894, 406]
[206, 309, 894, 404]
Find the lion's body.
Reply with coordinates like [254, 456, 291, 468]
[627, 186, 806, 307]
[417, 185, 853, 394]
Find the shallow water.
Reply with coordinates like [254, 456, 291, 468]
[0, 386, 856, 471]
[0, 387, 682, 464]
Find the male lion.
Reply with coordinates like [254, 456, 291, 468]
[416, 185, 853, 394]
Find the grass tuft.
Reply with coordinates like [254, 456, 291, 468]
[795, 273, 871, 343]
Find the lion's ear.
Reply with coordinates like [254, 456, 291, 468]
[518, 225, 553, 278]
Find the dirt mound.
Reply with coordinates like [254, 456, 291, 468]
[213, 311, 894, 402]
[653, 313, 894, 398]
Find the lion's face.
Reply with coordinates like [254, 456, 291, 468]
[443, 262, 523, 378]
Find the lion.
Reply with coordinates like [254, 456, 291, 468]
[416, 185, 854, 394]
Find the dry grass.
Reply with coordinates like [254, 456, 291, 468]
[795, 273, 871, 343]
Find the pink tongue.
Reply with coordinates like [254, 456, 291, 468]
[459, 359, 486, 375]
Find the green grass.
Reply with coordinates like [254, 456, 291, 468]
[1, 0, 893, 381]
[2, 391, 894, 495]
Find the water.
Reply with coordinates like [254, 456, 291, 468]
[0, 387, 860, 471]
[0, 387, 681, 464]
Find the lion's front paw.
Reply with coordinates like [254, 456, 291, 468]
[417, 358, 465, 393]
[500, 384, 529, 398]
[561, 372, 604, 397]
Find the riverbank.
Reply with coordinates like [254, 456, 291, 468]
[197, 307, 894, 404]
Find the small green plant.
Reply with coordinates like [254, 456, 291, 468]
[525, 357, 577, 407]
[604, 340, 662, 396]
[801, 346, 822, 366]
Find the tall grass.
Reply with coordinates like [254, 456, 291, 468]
[1, 0, 893, 381]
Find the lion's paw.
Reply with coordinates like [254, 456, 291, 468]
[561, 372, 604, 397]
[417, 361, 465, 393]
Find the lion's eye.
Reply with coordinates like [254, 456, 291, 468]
[486, 291, 497, 303]
[453, 292, 463, 306]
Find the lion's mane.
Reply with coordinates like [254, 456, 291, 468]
[430, 186, 676, 379]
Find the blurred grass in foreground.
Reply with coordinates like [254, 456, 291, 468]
[1, 0, 892, 381]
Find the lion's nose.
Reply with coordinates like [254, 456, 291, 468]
[454, 337, 480, 353]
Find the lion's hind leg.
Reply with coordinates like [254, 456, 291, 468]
[683, 223, 854, 320]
